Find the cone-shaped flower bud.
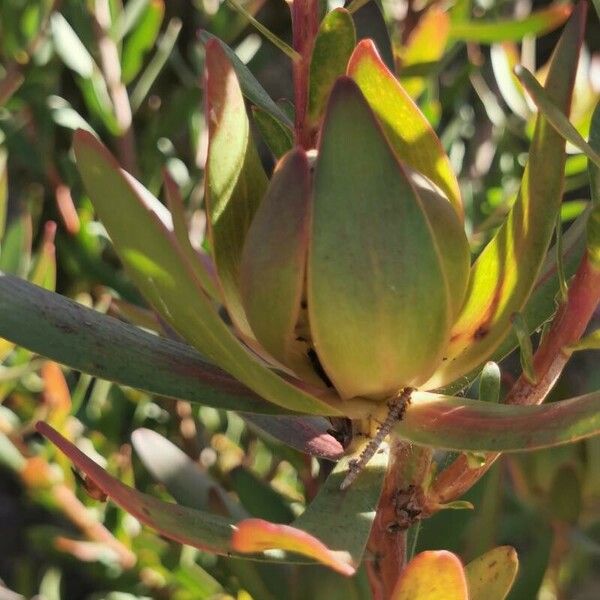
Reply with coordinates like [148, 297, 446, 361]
[307, 77, 470, 400]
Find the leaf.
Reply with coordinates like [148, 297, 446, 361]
[240, 148, 317, 381]
[204, 39, 269, 340]
[224, 0, 299, 61]
[131, 428, 246, 518]
[242, 414, 344, 460]
[564, 328, 600, 353]
[426, 3, 587, 389]
[0, 274, 286, 414]
[399, 7, 450, 99]
[348, 40, 463, 217]
[490, 43, 530, 120]
[478, 361, 501, 403]
[39, 423, 381, 575]
[50, 13, 95, 78]
[465, 546, 519, 600]
[586, 103, 600, 267]
[198, 32, 293, 129]
[391, 551, 468, 600]
[252, 107, 293, 158]
[394, 389, 600, 452]
[122, 0, 165, 83]
[232, 519, 354, 576]
[349, 0, 395, 73]
[162, 170, 220, 300]
[448, 4, 573, 43]
[230, 467, 295, 523]
[73, 130, 345, 416]
[308, 76, 452, 399]
[0, 211, 31, 277]
[0, 148, 6, 239]
[307, 8, 356, 126]
[515, 67, 600, 168]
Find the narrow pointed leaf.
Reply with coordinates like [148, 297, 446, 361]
[515, 67, 600, 167]
[163, 170, 220, 300]
[252, 107, 293, 158]
[242, 414, 345, 459]
[587, 104, 600, 266]
[309, 77, 451, 399]
[0, 275, 283, 413]
[0, 212, 31, 277]
[399, 7, 450, 99]
[348, 40, 462, 217]
[307, 8, 356, 126]
[564, 328, 600, 353]
[490, 43, 531, 120]
[232, 445, 387, 574]
[39, 423, 379, 573]
[205, 39, 269, 339]
[132, 429, 246, 518]
[198, 32, 293, 129]
[391, 551, 468, 600]
[427, 3, 587, 388]
[0, 148, 6, 239]
[465, 546, 519, 600]
[448, 4, 573, 43]
[395, 389, 600, 452]
[74, 130, 343, 415]
[240, 148, 316, 379]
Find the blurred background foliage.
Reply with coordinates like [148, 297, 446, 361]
[0, 0, 599, 598]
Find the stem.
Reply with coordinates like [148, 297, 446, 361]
[366, 441, 432, 599]
[427, 252, 600, 509]
[291, 0, 319, 149]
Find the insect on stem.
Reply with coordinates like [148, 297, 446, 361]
[340, 387, 413, 491]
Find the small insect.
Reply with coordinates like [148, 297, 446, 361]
[72, 467, 108, 502]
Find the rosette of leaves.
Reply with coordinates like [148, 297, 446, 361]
[1, 0, 600, 592]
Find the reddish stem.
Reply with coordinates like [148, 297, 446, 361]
[427, 252, 600, 509]
[292, 0, 319, 149]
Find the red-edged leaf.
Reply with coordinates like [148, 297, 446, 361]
[232, 519, 354, 576]
[426, 2, 588, 389]
[391, 551, 468, 599]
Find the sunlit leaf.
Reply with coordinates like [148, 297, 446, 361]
[399, 7, 450, 99]
[198, 32, 293, 128]
[391, 551, 468, 599]
[348, 40, 463, 217]
[50, 13, 95, 78]
[465, 546, 519, 600]
[427, 3, 587, 389]
[205, 39, 268, 339]
[307, 8, 356, 127]
[74, 130, 345, 415]
[448, 4, 572, 43]
[0, 275, 283, 413]
[309, 77, 452, 399]
[395, 389, 600, 452]
[490, 43, 530, 120]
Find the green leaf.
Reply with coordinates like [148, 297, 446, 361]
[224, 0, 299, 61]
[73, 130, 345, 416]
[307, 8, 356, 126]
[39, 422, 382, 574]
[230, 466, 295, 523]
[0, 148, 7, 239]
[587, 103, 600, 267]
[240, 148, 317, 382]
[204, 39, 269, 340]
[395, 389, 600, 452]
[0, 274, 283, 413]
[198, 32, 293, 129]
[348, 40, 463, 218]
[391, 551, 469, 600]
[427, 3, 587, 389]
[465, 546, 519, 600]
[0, 212, 31, 277]
[122, 0, 165, 83]
[132, 428, 247, 518]
[515, 67, 600, 168]
[252, 107, 293, 158]
[448, 4, 572, 43]
[162, 170, 220, 300]
[564, 328, 600, 353]
[309, 77, 452, 399]
[478, 361, 501, 403]
[50, 12, 95, 78]
[511, 313, 537, 384]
